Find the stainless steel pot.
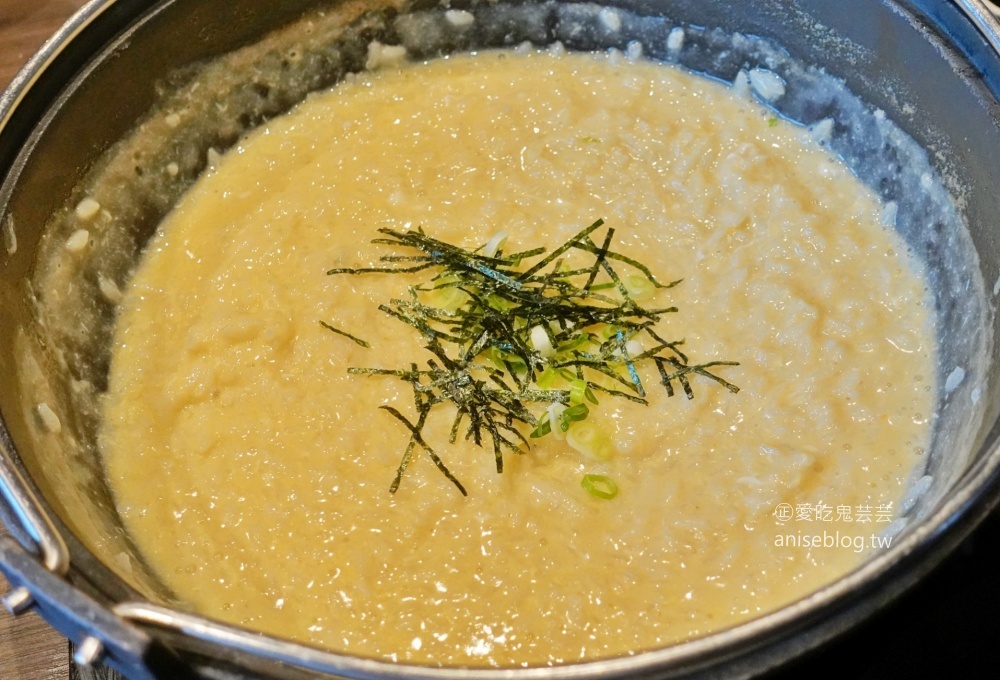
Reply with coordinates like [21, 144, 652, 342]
[3, 1, 1000, 678]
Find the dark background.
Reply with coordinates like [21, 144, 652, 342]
[769, 508, 1000, 678]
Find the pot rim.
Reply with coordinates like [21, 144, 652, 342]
[0, 0, 118, 142]
[3, 1, 1000, 678]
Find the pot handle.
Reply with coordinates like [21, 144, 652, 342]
[0, 536, 188, 680]
[0, 437, 69, 576]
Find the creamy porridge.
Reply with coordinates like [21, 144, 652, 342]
[99, 49, 934, 666]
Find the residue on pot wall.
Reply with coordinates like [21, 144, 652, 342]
[2, 214, 15, 255]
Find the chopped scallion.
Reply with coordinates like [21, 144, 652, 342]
[326, 220, 739, 494]
[560, 403, 590, 433]
[581, 473, 618, 499]
[623, 273, 656, 301]
[566, 421, 614, 460]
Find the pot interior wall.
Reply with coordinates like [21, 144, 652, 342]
[0, 0, 997, 640]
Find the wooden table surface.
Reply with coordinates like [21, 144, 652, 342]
[1, 1, 91, 676]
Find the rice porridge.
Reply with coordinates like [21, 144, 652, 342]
[99, 49, 934, 666]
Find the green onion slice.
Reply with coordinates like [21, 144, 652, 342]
[581, 473, 619, 499]
[568, 378, 589, 404]
[559, 403, 589, 432]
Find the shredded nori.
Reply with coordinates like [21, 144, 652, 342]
[319, 320, 371, 348]
[327, 219, 739, 495]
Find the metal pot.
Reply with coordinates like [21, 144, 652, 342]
[2, 1, 1000, 678]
